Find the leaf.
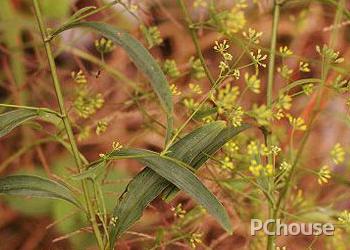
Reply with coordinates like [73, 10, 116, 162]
[51, 21, 174, 143]
[0, 109, 38, 137]
[107, 148, 232, 243]
[106, 121, 228, 244]
[0, 108, 63, 138]
[162, 124, 251, 201]
[68, 6, 97, 22]
[106, 123, 250, 247]
[0, 175, 81, 208]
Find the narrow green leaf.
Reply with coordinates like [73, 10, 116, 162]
[0, 109, 38, 137]
[163, 124, 251, 201]
[0, 175, 81, 208]
[0, 108, 63, 138]
[108, 148, 232, 240]
[107, 122, 226, 245]
[52, 21, 173, 143]
[106, 122, 250, 247]
[68, 6, 96, 22]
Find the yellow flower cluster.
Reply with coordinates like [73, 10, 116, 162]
[189, 233, 202, 248]
[214, 84, 240, 114]
[330, 143, 345, 164]
[171, 203, 186, 218]
[244, 73, 261, 94]
[317, 165, 331, 185]
[221, 156, 235, 170]
[170, 84, 181, 96]
[249, 160, 273, 177]
[287, 115, 307, 131]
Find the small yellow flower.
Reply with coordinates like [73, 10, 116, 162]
[140, 25, 163, 48]
[287, 115, 307, 131]
[71, 70, 87, 85]
[331, 143, 345, 164]
[231, 106, 244, 127]
[277, 95, 292, 111]
[95, 37, 115, 54]
[221, 156, 235, 170]
[274, 108, 285, 120]
[299, 61, 311, 72]
[271, 145, 281, 156]
[189, 83, 202, 94]
[279, 46, 293, 57]
[317, 165, 331, 185]
[250, 49, 267, 68]
[170, 84, 181, 96]
[171, 203, 186, 218]
[249, 160, 263, 177]
[302, 83, 314, 96]
[277, 65, 293, 79]
[96, 120, 108, 135]
[244, 73, 261, 94]
[189, 233, 202, 248]
[163, 59, 180, 78]
[247, 141, 259, 155]
[265, 164, 274, 176]
[242, 28, 262, 44]
[224, 141, 239, 155]
[338, 210, 350, 225]
[250, 104, 272, 126]
[112, 141, 123, 151]
[214, 40, 229, 53]
[215, 84, 240, 114]
[183, 98, 199, 111]
[280, 161, 291, 171]
[221, 7, 246, 35]
[260, 144, 270, 156]
[219, 61, 229, 73]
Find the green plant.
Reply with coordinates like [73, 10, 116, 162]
[2, 0, 350, 249]
[0, 1, 247, 249]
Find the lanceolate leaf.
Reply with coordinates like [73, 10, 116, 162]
[0, 175, 81, 208]
[162, 124, 251, 201]
[105, 121, 246, 247]
[53, 21, 174, 143]
[0, 108, 63, 138]
[0, 109, 38, 137]
[107, 148, 232, 243]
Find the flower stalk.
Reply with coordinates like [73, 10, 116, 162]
[32, 1, 105, 249]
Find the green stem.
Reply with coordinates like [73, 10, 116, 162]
[177, 0, 216, 86]
[266, 3, 280, 107]
[266, 1, 281, 249]
[32, 1, 105, 249]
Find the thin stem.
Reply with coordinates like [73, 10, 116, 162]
[32, 1, 105, 249]
[177, 0, 216, 86]
[266, 1, 281, 249]
[266, 3, 280, 107]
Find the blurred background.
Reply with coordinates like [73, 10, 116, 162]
[1, 0, 350, 249]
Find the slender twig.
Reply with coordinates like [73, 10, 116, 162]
[265, 1, 281, 249]
[32, 1, 105, 249]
